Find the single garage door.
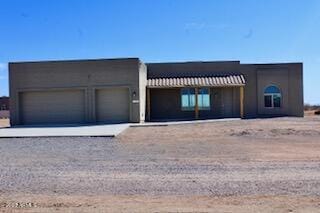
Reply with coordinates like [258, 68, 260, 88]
[96, 87, 129, 123]
[20, 90, 85, 125]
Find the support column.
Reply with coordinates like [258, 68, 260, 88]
[147, 88, 151, 121]
[240, 86, 244, 119]
[195, 87, 199, 119]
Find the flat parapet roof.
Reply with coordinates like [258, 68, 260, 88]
[9, 57, 141, 65]
[146, 60, 241, 65]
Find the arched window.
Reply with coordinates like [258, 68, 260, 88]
[264, 85, 281, 108]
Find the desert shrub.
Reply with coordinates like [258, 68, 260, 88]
[304, 104, 320, 111]
[315, 110, 320, 115]
[304, 104, 312, 111]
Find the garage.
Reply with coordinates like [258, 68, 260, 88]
[20, 90, 85, 125]
[95, 87, 129, 123]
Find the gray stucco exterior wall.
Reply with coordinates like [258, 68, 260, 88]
[9, 58, 143, 125]
[147, 61, 303, 120]
[240, 63, 303, 118]
[149, 87, 240, 121]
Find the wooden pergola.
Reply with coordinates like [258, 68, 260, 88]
[146, 75, 246, 121]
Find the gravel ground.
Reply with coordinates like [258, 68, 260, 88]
[0, 137, 320, 197]
[0, 116, 320, 212]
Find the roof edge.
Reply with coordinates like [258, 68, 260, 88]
[146, 60, 241, 65]
[240, 62, 303, 66]
[9, 57, 141, 65]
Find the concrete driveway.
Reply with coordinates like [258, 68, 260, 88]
[0, 119, 240, 138]
[0, 123, 130, 138]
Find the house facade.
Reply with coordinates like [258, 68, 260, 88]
[9, 58, 303, 125]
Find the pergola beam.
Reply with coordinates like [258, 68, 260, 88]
[240, 86, 244, 119]
[195, 87, 199, 119]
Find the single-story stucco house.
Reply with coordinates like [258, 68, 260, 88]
[9, 58, 303, 126]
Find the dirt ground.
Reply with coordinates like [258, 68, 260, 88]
[0, 119, 9, 128]
[0, 116, 320, 212]
[304, 110, 319, 116]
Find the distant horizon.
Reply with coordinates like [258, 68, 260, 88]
[1, 0, 319, 104]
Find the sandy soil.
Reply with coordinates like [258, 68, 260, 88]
[0, 119, 9, 128]
[0, 116, 320, 212]
[1, 195, 320, 213]
[305, 110, 319, 116]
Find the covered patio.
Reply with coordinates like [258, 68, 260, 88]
[146, 75, 246, 121]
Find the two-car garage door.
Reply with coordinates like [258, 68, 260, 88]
[20, 90, 86, 125]
[19, 88, 129, 125]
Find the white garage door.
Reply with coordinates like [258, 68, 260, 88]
[20, 90, 85, 125]
[96, 88, 129, 123]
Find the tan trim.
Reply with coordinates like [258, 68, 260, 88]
[240, 86, 244, 118]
